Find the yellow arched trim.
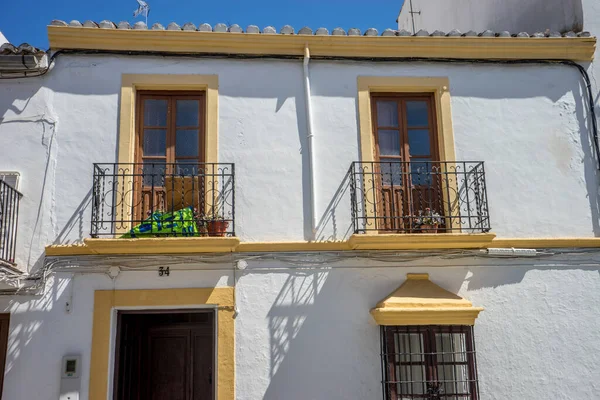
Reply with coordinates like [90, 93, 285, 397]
[89, 287, 234, 400]
[371, 273, 483, 326]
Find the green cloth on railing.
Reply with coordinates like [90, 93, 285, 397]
[120, 206, 198, 238]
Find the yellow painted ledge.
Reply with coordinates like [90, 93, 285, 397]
[47, 26, 596, 61]
[348, 233, 497, 250]
[490, 237, 600, 248]
[236, 241, 352, 252]
[45, 235, 600, 256]
[371, 273, 484, 326]
[46, 237, 240, 256]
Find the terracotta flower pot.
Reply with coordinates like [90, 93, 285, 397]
[420, 224, 438, 233]
[207, 220, 230, 237]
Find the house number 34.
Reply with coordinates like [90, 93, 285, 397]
[158, 267, 170, 277]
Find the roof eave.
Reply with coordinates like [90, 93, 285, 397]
[47, 26, 596, 62]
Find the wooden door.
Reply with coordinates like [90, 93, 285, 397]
[135, 92, 206, 222]
[114, 311, 215, 400]
[371, 94, 441, 232]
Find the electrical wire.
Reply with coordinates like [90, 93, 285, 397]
[3, 245, 600, 296]
[3, 49, 597, 169]
[1, 49, 599, 292]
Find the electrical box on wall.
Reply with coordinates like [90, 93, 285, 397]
[59, 355, 81, 400]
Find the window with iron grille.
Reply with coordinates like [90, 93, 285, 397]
[381, 326, 479, 400]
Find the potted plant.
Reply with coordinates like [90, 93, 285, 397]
[415, 208, 442, 233]
[204, 212, 230, 237]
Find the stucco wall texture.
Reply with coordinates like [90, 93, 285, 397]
[0, 56, 598, 270]
[0, 265, 598, 399]
[397, 0, 583, 34]
[1, 52, 600, 400]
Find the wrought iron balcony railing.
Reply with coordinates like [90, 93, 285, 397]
[0, 179, 22, 265]
[91, 163, 235, 238]
[349, 161, 490, 234]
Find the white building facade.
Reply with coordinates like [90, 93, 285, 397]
[0, 17, 598, 400]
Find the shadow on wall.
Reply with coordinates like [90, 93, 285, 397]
[0, 274, 71, 399]
[262, 269, 386, 400]
[572, 69, 600, 236]
[314, 167, 355, 242]
[259, 263, 600, 399]
[52, 189, 92, 245]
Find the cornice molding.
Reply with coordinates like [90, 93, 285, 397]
[47, 26, 596, 61]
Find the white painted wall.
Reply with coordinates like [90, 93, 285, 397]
[0, 56, 598, 271]
[0, 260, 598, 400]
[0, 32, 7, 46]
[397, 0, 583, 34]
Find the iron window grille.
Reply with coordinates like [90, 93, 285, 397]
[380, 325, 479, 400]
[91, 163, 235, 237]
[349, 161, 490, 234]
[0, 179, 22, 265]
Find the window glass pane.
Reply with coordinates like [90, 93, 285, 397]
[435, 332, 470, 398]
[143, 99, 168, 126]
[142, 161, 166, 186]
[380, 158, 403, 186]
[176, 130, 199, 157]
[378, 130, 400, 156]
[408, 129, 431, 156]
[436, 333, 467, 363]
[410, 160, 432, 186]
[399, 365, 426, 395]
[175, 160, 199, 176]
[406, 101, 429, 127]
[143, 129, 166, 156]
[176, 100, 200, 127]
[394, 332, 426, 397]
[377, 101, 399, 127]
[396, 333, 424, 362]
[437, 364, 469, 397]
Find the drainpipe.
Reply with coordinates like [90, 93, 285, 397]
[303, 44, 317, 241]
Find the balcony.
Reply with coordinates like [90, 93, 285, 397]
[91, 163, 235, 238]
[0, 179, 22, 265]
[349, 161, 490, 234]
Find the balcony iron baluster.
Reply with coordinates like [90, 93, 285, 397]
[0, 179, 22, 265]
[91, 163, 235, 237]
[350, 161, 490, 234]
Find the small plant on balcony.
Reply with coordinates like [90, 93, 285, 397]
[202, 211, 230, 237]
[415, 208, 442, 233]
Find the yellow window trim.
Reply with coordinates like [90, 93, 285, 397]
[356, 76, 459, 232]
[357, 76, 455, 163]
[371, 273, 483, 326]
[47, 26, 596, 62]
[89, 287, 234, 400]
[119, 73, 218, 165]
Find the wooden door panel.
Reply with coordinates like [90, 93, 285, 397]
[139, 189, 166, 220]
[379, 187, 409, 231]
[147, 330, 190, 400]
[165, 176, 204, 213]
[192, 331, 213, 400]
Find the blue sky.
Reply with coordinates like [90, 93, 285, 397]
[1, 0, 404, 49]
